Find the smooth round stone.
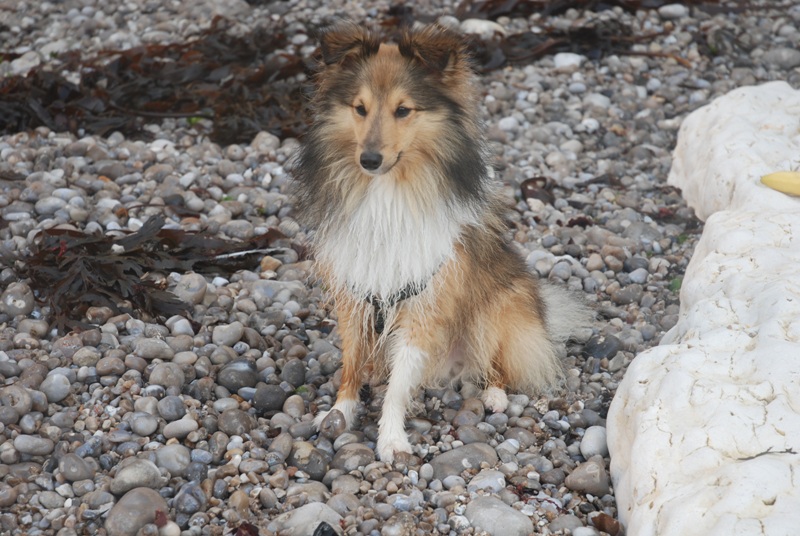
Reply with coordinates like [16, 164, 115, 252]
[580, 426, 609, 459]
[128, 411, 158, 437]
[59, 453, 95, 482]
[456, 425, 489, 445]
[1, 385, 32, 415]
[452, 410, 481, 427]
[163, 417, 199, 439]
[0, 483, 17, 507]
[467, 469, 506, 493]
[465, 496, 533, 536]
[212, 398, 239, 413]
[331, 474, 361, 495]
[0, 282, 35, 316]
[565, 456, 610, 496]
[157, 396, 186, 421]
[430, 443, 498, 481]
[217, 408, 254, 436]
[288, 441, 330, 481]
[0, 406, 19, 425]
[212, 321, 244, 347]
[331, 443, 375, 472]
[319, 409, 346, 440]
[14, 435, 55, 456]
[217, 359, 259, 391]
[96, 356, 126, 376]
[155, 444, 191, 477]
[40, 373, 71, 403]
[253, 384, 287, 413]
[134, 338, 174, 360]
[72, 346, 101, 367]
[282, 394, 305, 419]
[279, 358, 306, 387]
[584, 334, 622, 361]
[111, 459, 163, 495]
[149, 362, 185, 389]
[173, 273, 207, 305]
[104, 487, 169, 536]
[38, 490, 66, 508]
[174, 481, 208, 515]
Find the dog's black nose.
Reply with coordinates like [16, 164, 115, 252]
[360, 152, 383, 171]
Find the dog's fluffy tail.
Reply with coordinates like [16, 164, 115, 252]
[540, 282, 594, 343]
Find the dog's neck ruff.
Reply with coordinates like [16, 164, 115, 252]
[316, 173, 469, 303]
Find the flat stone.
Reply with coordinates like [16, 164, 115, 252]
[104, 487, 169, 536]
[110, 459, 163, 495]
[565, 456, 610, 496]
[288, 441, 330, 481]
[268, 502, 343, 536]
[14, 435, 55, 456]
[155, 444, 191, 477]
[430, 443, 498, 481]
[464, 496, 533, 536]
[134, 338, 174, 360]
[331, 443, 375, 472]
[58, 453, 95, 482]
[467, 469, 506, 493]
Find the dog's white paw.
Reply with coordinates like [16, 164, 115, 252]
[482, 386, 509, 413]
[376, 431, 413, 464]
[314, 399, 358, 432]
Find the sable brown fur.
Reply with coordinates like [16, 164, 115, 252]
[292, 22, 589, 462]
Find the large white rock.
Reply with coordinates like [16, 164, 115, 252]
[608, 81, 800, 536]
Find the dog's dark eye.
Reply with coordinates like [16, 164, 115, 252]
[395, 106, 411, 118]
[355, 105, 367, 117]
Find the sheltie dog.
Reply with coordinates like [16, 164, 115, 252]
[293, 22, 591, 462]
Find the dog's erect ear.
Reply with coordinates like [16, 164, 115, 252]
[318, 22, 381, 66]
[398, 25, 465, 73]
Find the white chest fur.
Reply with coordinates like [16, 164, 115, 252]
[316, 174, 467, 299]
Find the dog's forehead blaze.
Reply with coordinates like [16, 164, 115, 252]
[355, 44, 416, 105]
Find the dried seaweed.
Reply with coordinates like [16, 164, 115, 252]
[455, 0, 721, 19]
[0, 17, 307, 145]
[21, 215, 286, 332]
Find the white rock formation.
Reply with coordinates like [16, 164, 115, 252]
[608, 81, 800, 536]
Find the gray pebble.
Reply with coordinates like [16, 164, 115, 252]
[565, 456, 610, 496]
[288, 441, 330, 481]
[580, 426, 609, 459]
[217, 408, 255, 436]
[465, 496, 533, 536]
[14, 435, 55, 456]
[157, 396, 186, 421]
[173, 273, 207, 305]
[212, 321, 245, 346]
[0, 282, 35, 316]
[155, 444, 191, 477]
[217, 359, 259, 391]
[110, 459, 163, 495]
[280, 358, 306, 387]
[104, 487, 169, 536]
[763, 47, 800, 70]
[430, 443, 498, 481]
[332, 443, 375, 472]
[39, 374, 70, 402]
[253, 384, 288, 412]
[149, 362, 185, 389]
[59, 453, 95, 482]
[134, 338, 174, 360]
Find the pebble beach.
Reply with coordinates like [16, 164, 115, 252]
[0, 0, 798, 535]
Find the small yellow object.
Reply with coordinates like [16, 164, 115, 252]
[761, 171, 800, 196]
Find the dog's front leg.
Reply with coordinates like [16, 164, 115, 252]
[376, 331, 427, 463]
[315, 298, 370, 431]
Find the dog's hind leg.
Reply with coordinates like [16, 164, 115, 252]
[315, 298, 371, 431]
